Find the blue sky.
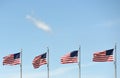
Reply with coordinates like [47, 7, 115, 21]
[0, 0, 120, 78]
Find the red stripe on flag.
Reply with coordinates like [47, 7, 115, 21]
[3, 54, 20, 65]
[61, 52, 78, 64]
[32, 55, 47, 69]
[93, 51, 113, 62]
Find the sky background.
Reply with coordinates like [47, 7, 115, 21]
[0, 0, 120, 78]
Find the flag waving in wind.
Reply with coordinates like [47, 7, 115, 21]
[93, 49, 114, 62]
[61, 50, 78, 64]
[32, 53, 47, 69]
[3, 52, 21, 65]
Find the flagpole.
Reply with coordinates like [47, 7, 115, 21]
[20, 49, 22, 78]
[78, 46, 81, 78]
[47, 47, 49, 78]
[114, 44, 117, 78]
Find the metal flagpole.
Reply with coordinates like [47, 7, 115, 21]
[47, 47, 49, 78]
[78, 46, 81, 78]
[20, 49, 22, 78]
[114, 44, 117, 78]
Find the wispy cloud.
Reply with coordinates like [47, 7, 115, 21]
[85, 74, 109, 78]
[50, 66, 76, 77]
[26, 14, 52, 33]
[96, 19, 120, 27]
[1, 63, 99, 78]
[102, 19, 120, 27]
[3, 66, 76, 78]
[81, 62, 97, 68]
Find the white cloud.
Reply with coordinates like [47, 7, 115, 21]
[26, 14, 52, 33]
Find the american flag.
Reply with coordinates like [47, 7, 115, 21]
[32, 53, 47, 69]
[61, 50, 78, 64]
[93, 49, 114, 62]
[3, 52, 21, 65]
